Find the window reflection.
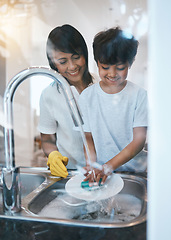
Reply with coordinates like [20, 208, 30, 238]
[0, 0, 148, 167]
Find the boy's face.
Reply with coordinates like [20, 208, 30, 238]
[97, 61, 129, 93]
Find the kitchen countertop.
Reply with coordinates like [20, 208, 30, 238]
[0, 217, 146, 240]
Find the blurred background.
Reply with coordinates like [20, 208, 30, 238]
[0, 0, 148, 167]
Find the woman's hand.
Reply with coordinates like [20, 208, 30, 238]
[47, 151, 68, 177]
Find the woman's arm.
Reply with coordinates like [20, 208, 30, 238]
[40, 133, 58, 157]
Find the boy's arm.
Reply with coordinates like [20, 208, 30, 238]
[106, 126, 147, 171]
[83, 127, 147, 184]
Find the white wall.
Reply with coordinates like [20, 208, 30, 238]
[148, 0, 171, 239]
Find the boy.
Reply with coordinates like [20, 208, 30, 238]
[78, 27, 148, 184]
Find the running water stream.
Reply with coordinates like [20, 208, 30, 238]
[75, 109, 97, 180]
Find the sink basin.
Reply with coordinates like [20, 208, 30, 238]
[0, 170, 45, 198]
[20, 172, 45, 198]
[27, 173, 147, 228]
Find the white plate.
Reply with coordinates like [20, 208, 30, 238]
[65, 173, 124, 201]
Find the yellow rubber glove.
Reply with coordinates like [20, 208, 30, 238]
[47, 151, 68, 178]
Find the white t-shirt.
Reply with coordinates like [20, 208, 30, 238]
[38, 82, 85, 169]
[38, 74, 99, 169]
[78, 81, 148, 172]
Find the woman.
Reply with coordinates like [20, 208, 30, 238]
[38, 24, 95, 178]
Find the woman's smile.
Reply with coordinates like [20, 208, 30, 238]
[67, 69, 80, 76]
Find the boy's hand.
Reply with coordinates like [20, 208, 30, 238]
[47, 151, 68, 178]
[83, 164, 112, 186]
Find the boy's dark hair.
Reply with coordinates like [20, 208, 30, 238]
[93, 26, 139, 66]
[46, 24, 93, 86]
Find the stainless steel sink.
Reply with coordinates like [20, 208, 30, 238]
[20, 172, 45, 198]
[0, 169, 147, 229]
[0, 169, 147, 239]
[26, 172, 147, 228]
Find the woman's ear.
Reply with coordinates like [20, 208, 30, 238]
[49, 58, 59, 72]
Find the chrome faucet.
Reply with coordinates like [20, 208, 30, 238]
[2, 66, 84, 214]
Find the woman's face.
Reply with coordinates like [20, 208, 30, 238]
[52, 50, 86, 85]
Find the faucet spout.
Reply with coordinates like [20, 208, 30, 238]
[4, 66, 83, 171]
[2, 66, 84, 214]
